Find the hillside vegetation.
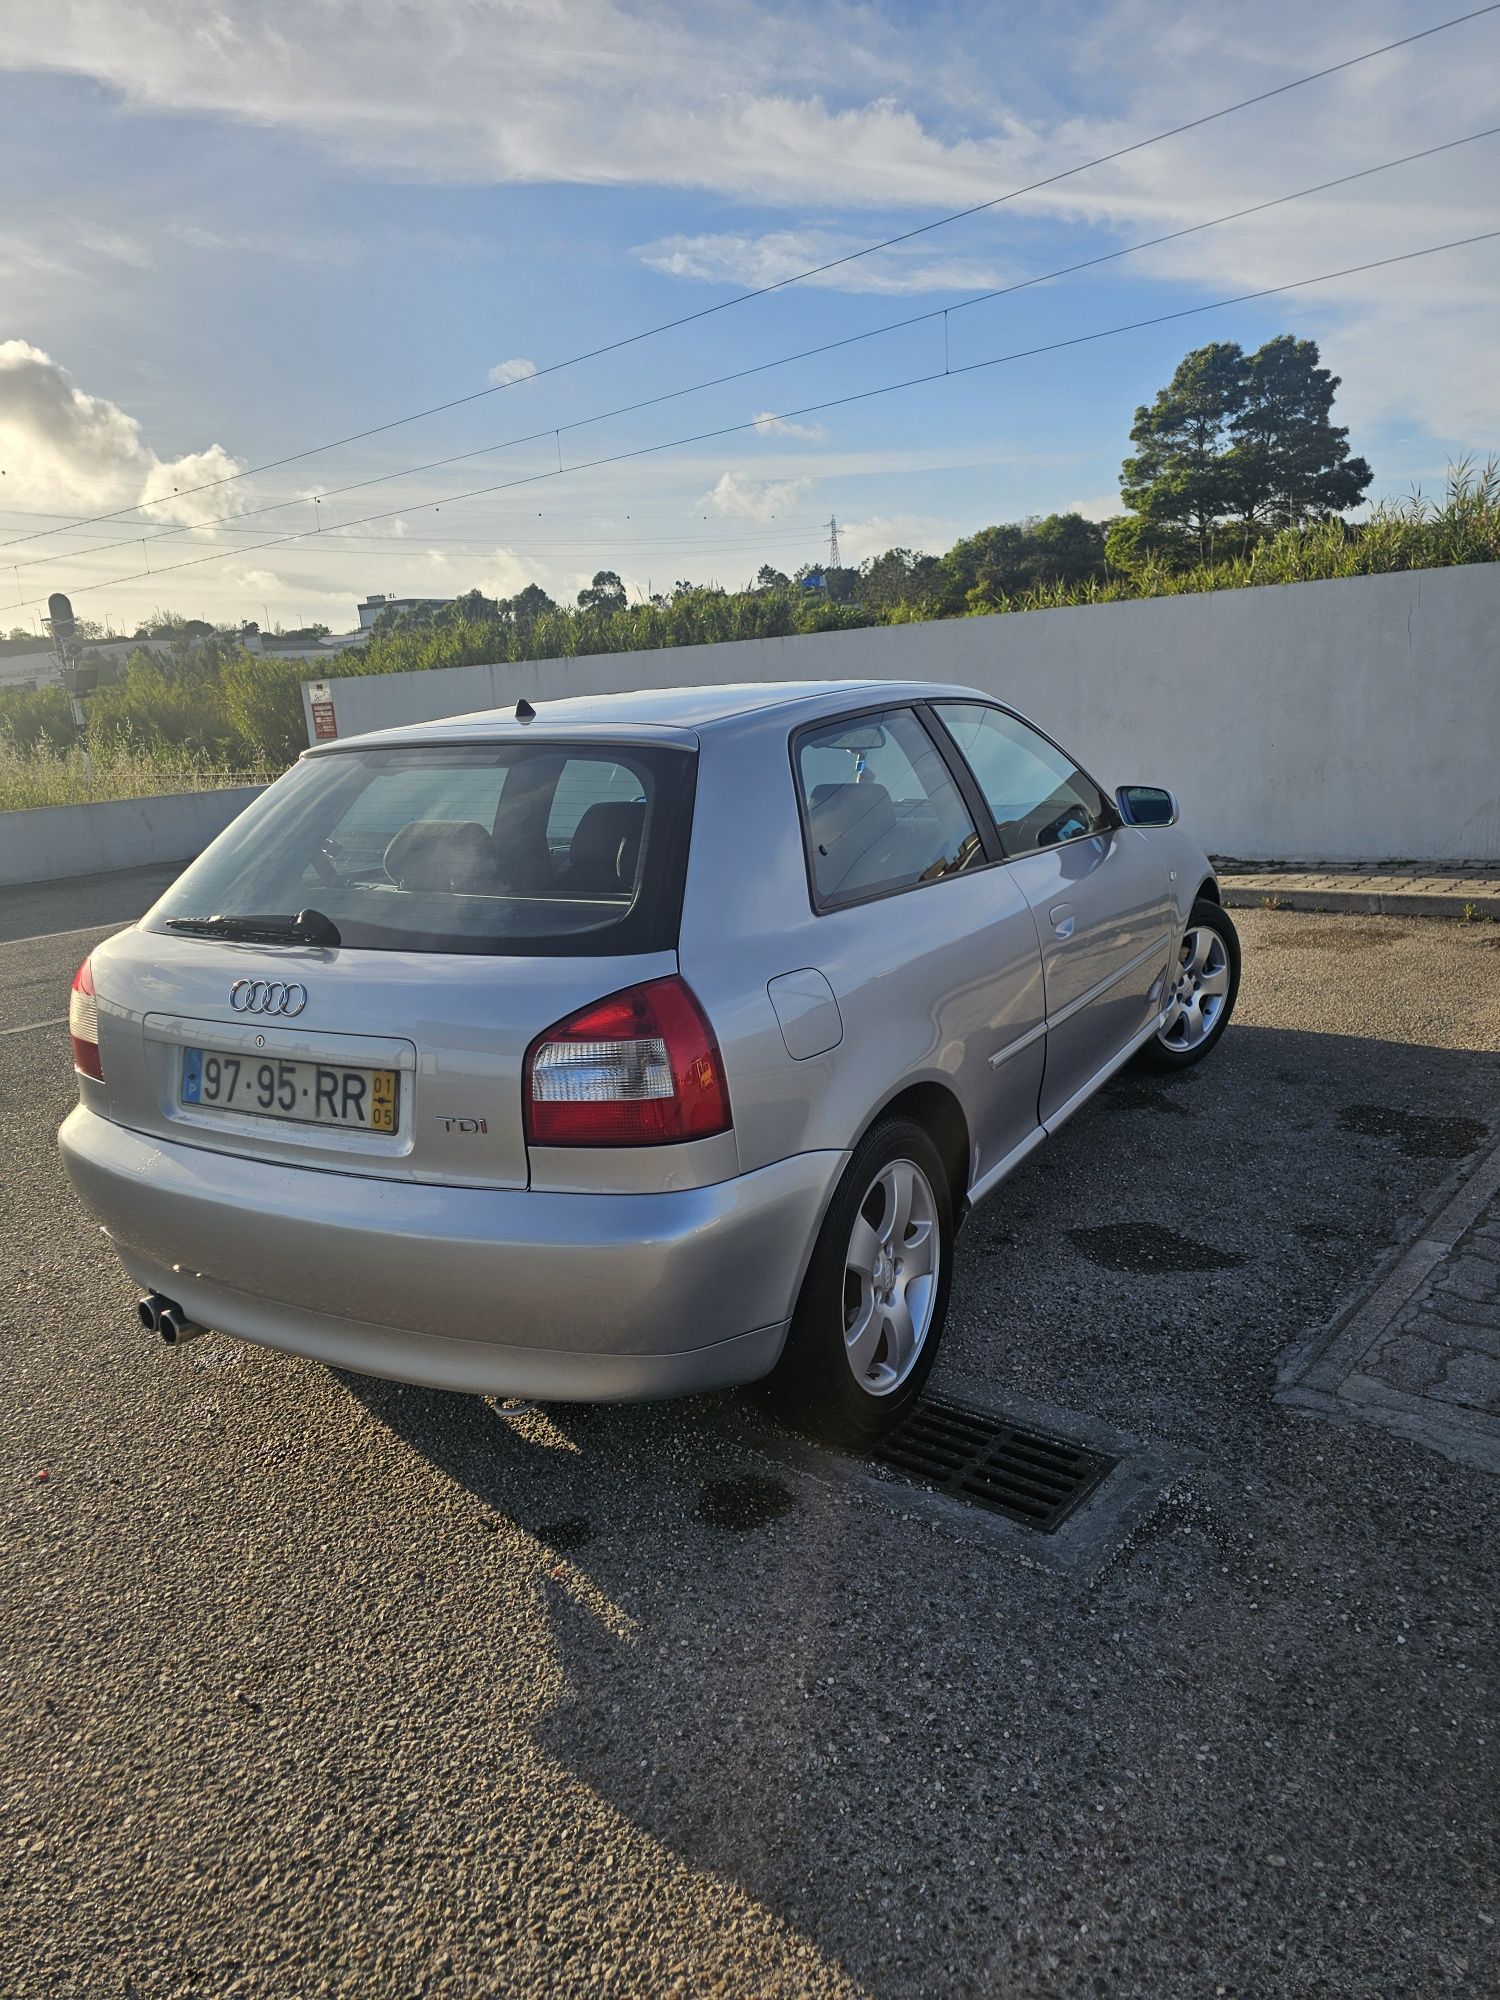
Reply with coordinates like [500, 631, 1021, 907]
[1, 460, 1495, 810]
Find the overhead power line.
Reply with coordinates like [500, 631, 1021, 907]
[12, 126, 1496, 581]
[4, 0, 1496, 555]
[14, 228, 1496, 613]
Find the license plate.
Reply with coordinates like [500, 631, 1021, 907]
[181, 1047, 398, 1132]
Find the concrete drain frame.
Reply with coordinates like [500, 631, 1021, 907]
[731, 1370, 1176, 1581]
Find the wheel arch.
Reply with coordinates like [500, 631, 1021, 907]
[865, 1078, 971, 1218]
[1194, 874, 1221, 906]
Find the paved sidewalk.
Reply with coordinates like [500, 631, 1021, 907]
[1217, 863, 1500, 918]
[1279, 1136, 1500, 1473]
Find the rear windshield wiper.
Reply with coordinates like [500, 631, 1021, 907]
[165, 908, 342, 948]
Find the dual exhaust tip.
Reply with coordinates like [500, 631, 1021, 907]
[137, 1292, 206, 1347]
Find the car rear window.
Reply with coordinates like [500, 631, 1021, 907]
[145, 742, 697, 956]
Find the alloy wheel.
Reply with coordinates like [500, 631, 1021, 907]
[1159, 923, 1231, 1051]
[842, 1158, 940, 1395]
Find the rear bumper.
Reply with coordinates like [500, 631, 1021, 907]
[59, 1106, 845, 1399]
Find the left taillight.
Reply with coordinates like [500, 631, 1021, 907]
[523, 976, 731, 1147]
[70, 956, 103, 1080]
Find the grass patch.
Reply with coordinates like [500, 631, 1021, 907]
[0, 740, 279, 813]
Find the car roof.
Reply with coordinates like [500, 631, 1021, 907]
[310, 678, 995, 754]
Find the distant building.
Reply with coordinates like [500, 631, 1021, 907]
[356, 593, 453, 631]
[247, 628, 370, 662]
[0, 633, 184, 691]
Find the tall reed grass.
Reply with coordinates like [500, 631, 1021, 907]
[0, 739, 278, 813]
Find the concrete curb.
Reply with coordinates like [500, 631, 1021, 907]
[1221, 881, 1499, 920]
[1277, 1135, 1500, 1475]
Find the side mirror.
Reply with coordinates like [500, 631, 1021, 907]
[1116, 784, 1179, 828]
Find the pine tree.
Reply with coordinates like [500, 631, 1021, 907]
[1230, 336, 1373, 533]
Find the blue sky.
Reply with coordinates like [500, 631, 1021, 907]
[1, 0, 1496, 633]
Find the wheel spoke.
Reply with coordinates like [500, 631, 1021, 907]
[1198, 965, 1230, 999]
[846, 1214, 882, 1281]
[883, 1161, 916, 1246]
[844, 1292, 882, 1378]
[882, 1295, 916, 1377]
[1188, 927, 1214, 973]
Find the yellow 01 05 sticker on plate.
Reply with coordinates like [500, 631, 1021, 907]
[370, 1069, 398, 1133]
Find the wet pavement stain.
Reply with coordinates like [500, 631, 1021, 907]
[538, 1516, 595, 1553]
[696, 1476, 796, 1530]
[1067, 1222, 1248, 1273]
[1338, 1103, 1489, 1160]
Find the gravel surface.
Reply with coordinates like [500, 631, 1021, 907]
[2, 896, 1497, 1999]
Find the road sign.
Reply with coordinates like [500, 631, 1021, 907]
[308, 680, 338, 741]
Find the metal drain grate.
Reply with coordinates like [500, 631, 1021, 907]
[873, 1398, 1117, 1533]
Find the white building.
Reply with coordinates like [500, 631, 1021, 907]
[356, 593, 453, 631]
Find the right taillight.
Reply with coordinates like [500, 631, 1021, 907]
[70, 956, 103, 1080]
[523, 976, 731, 1147]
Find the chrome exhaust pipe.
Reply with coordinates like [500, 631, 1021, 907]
[138, 1293, 206, 1346]
[159, 1303, 206, 1346]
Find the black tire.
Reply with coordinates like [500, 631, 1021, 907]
[1136, 896, 1241, 1073]
[758, 1115, 954, 1448]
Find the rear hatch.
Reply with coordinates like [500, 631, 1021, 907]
[88, 730, 697, 1190]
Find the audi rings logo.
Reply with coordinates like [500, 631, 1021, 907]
[229, 979, 308, 1017]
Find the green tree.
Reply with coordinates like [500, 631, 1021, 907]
[1230, 336, 1372, 533]
[857, 547, 944, 612]
[1119, 337, 1373, 565]
[577, 569, 627, 614]
[506, 583, 557, 624]
[1119, 342, 1249, 565]
[942, 513, 1106, 609]
[754, 564, 790, 590]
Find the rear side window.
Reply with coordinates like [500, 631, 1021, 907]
[795, 707, 982, 908]
[933, 702, 1109, 857]
[146, 743, 695, 957]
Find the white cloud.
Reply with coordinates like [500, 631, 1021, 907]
[164, 221, 360, 267]
[835, 512, 962, 565]
[1066, 492, 1126, 523]
[637, 229, 1018, 296]
[487, 357, 538, 386]
[753, 410, 827, 440]
[0, 0, 1495, 443]
[0, 340, 249, 526]
[700, 469, 815, 523]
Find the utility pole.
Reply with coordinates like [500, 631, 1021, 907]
[827, 515, 841, 571]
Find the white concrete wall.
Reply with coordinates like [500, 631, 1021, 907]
[0, 786, 265, 888]
[302, 566, 1500, 864]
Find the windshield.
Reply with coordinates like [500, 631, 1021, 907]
[145, 741, 697, 956]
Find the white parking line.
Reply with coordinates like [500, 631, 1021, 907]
[0, 921, 130, 949]
[0, 1015, 68, 1037]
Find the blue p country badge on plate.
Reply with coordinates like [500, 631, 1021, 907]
[181, 1048, 203, 1103]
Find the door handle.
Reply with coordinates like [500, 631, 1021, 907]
[1049, 902, 1075, 939]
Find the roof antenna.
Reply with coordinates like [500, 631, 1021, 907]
[515, 697, 535, 723]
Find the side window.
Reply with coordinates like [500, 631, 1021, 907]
[546, 759, 646, 849]
[934, 703, 1108, 858]
[796, 708, 981, 907]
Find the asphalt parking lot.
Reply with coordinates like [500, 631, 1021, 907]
[3, 871, 1497, 1999]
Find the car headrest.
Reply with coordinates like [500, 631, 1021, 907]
[569, 800, 645, 890]
[383, 820, 496, 893]
[807, 781, 896, 865]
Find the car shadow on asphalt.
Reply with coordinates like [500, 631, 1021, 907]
[332, 1022, 1499, 1993]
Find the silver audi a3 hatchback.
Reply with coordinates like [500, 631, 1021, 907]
[60, 680, 1239, 1443]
